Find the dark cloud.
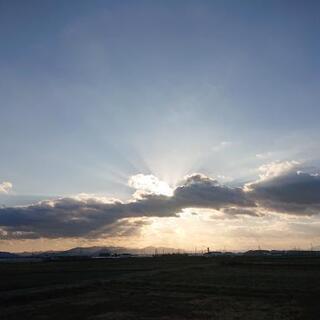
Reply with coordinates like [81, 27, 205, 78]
[0, 174, 253, 239]
[1, 168, 320, 240]
[221, 207, 262, 217]
[87, 218, 151, 239]
[247, 170, 320, 215]
[175, 174, 255, 209]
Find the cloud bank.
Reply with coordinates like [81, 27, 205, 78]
[0, 162, 320, 240]
[246, 161, 320, 215]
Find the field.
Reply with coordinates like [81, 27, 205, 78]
[1, 255, 320, 319]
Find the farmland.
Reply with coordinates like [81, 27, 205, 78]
[1, 255, 320, 319]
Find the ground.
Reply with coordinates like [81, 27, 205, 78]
[1, 255, 320, 319]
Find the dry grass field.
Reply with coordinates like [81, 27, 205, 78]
[1, 255, 320, 319]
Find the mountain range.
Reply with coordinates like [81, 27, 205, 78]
[0, 246, 182, 258]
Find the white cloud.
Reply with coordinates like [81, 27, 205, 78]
[128, 174, 173, 197]
[258, 160, 299, 181]
[244, 160, 300, 192]
[0, 181, 12, 194]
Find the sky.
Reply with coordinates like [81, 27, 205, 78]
[0, 0, 320, 252]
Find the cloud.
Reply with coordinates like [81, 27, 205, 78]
[0, 181, 12, 194]
[1, 164, 320, 240]
[128, 174, 173, 197]
[174, 174, 254, 209]
[87, 218, 151, 239]
[0, 174, 253, 239]
[246, 162, 320, 215]
[221, 207, 263, 217]
[257, 160, 300, 181]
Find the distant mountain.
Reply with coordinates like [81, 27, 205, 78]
[58, 246, 180, 256]
[71, 246, 149, 256]
[60, 246, 113, 256]
[0, 251, 19, 259]
[13, 246, 182, 258]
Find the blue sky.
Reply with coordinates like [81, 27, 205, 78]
[0, 1, 320, 250]
[1, 0, 319, 199]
